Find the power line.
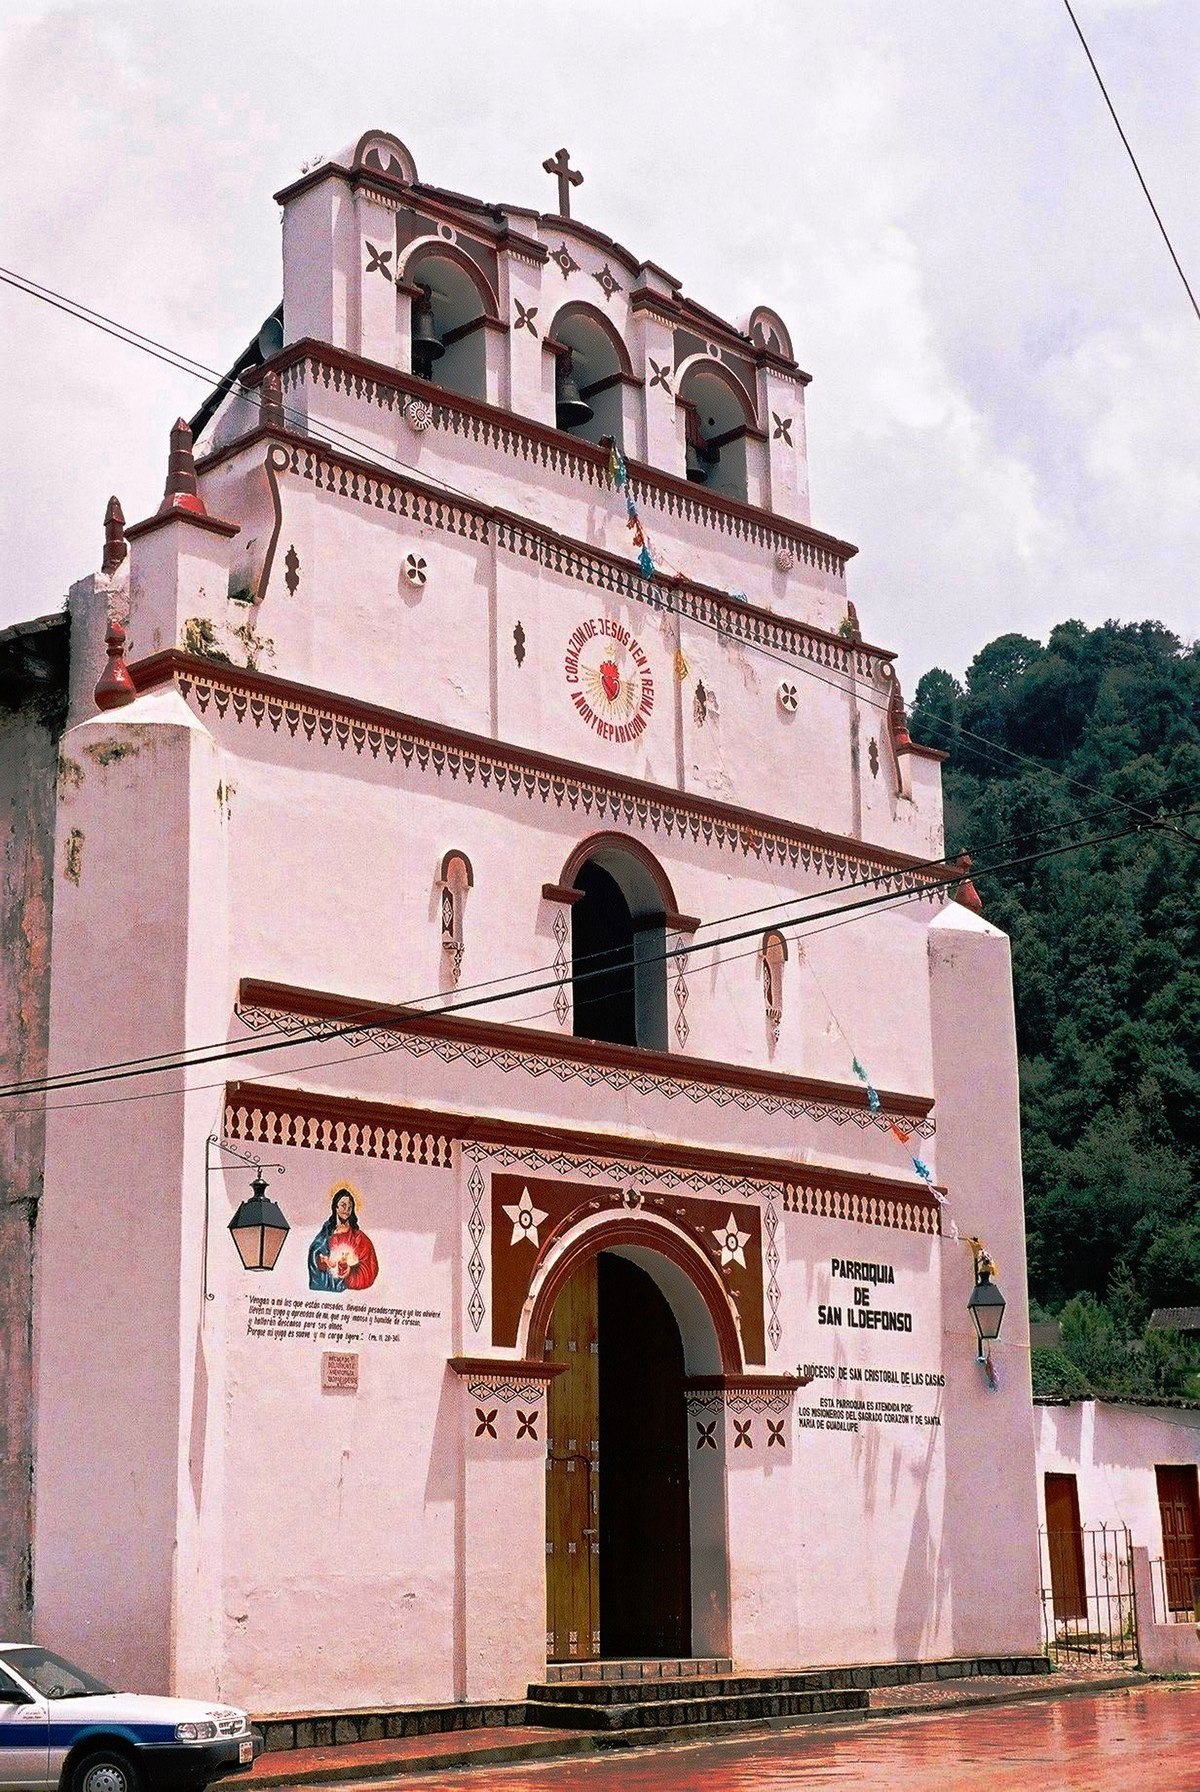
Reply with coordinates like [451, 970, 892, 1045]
[0, 798, 1133, 1103]
[1061, 0, 1200, 326]
[3, 262, 1191, 850]
[0, 264, 894, 725]
[0, 813, 1163, 1107]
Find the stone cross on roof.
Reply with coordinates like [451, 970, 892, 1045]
[542, 147, 583, 218]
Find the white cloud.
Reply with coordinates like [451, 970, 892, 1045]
[0, 0, 1196, 687]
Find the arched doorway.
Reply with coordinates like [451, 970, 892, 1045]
[545, 1252, 691, 1660]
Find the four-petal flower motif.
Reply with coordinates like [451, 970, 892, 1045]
[503, 1186, 549, 1248]
[514, 299, 539, 335]
[713, 1211, 751, 1268]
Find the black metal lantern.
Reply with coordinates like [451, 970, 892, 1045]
[967, 1265, 1006, 1355]
[228, 1172, 290, 1271]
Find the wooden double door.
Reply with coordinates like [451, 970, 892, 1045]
[545, 1252, 691, 1661]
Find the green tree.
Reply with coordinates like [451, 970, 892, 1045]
[914, 620, 1200, 1389]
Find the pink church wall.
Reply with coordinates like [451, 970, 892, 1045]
[28, 131, 1041, 1711]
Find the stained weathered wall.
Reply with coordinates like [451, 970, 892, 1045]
[0, 614, 68, 1638]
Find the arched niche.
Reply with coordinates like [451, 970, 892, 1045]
[437, 849, 473, 983]
[747, 305, 794, 363]
[546, 302, 633, 449]
[559, 834, 681, 1051]
[677, 358, 757, 503]
[402, 240, 498, 402]
[348, 130, 419, 186]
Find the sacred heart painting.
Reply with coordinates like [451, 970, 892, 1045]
[307, 1184, 380, 1293]
[564, 617, 655, 743]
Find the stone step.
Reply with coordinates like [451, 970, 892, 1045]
[527, 1656, 1051, 1708]
[532, 1673, 842, 1705]
[524, 1686, 868, 1732]
[543, 1657, 731, 1684]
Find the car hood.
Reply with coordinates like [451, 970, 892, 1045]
[45, 1694, 248, 1727]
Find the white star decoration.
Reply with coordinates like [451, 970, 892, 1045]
[503, 1187, 549, 1249]
[713, 1212, 751, 1269]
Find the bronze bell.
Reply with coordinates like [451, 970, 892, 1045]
[555, 353, 594, 430]
[411, 290, 444, 375]
[685, 439, 710, 483]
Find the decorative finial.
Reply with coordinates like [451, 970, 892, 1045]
[101, 496, 127, 576]
[542, 147, 583, 219]
[94, 618, 137, 711]
[953, 850, 984, 915]
[156, 418, 207, 518]
[259, 370, 285, 431]
[888, 676, 912, 749]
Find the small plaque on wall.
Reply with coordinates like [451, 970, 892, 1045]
[321, 1351, 359, 1394]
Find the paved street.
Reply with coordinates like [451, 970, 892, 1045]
[387, 1683, 1200, 1791]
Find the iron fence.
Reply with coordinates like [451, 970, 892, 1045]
[1149, 1554, 1200, 1625]
[1038, 1524, 1139, 1664]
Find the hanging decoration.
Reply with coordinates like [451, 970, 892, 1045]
[607, 442, 659, 581]
[850, 1055, 939, 1194]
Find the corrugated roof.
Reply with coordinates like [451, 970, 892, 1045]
[1147, 1307, 1200, 1333]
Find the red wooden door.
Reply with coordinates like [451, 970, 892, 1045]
[1045, 1472, 1087, 1621]
[545, 1258, 600, 1661]
[1156, 1465, 1200, 1614]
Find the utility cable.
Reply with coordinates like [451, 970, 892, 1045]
[0, 796, 1141, 1101]
[4, 262, 1194, 848]
[1061, 0, 1200, 326]
[0, 813, 1163, 1104]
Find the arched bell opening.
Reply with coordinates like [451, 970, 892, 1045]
[405, 246, 493, 403]
[546, 304, 630, 449]
[565, 838, 674, 1052]
[677, 362, 754, 503]
[537, 1229, 732, 1663]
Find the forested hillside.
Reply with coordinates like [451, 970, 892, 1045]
[911, 621, 1200, 1396]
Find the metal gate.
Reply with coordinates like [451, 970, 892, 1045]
[1038, 1524, 1139, 1664]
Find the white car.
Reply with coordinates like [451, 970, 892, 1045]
[0, 1646, 261, 1792]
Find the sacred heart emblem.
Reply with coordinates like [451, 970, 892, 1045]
[599, 660, 621, 703]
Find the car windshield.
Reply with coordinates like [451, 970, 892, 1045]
[0, 1649, 114, 1699]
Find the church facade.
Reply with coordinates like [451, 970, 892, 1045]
[27, 131, 1040, 1712]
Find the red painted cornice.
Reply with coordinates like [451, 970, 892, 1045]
[236, 976, 936, 1121]
[242, 339, 856, 565]
[197, 419, 870, 666]
[127, 649, 953, 887]
[225, 1078, 942, 1205]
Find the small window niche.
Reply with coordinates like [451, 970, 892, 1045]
[761, 929, 788, 1050]
[437, 849, 473, 985]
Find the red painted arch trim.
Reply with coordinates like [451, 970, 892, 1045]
[402, 238, 500, 320]
[544, 300, 635, 377]
[524, 1216, 745, 1375]
[559, 831, 681, 916]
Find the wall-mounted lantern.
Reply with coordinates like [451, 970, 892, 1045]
[967, 1246, 1006, 1361]
[204, 1137, 289, 1305]
[229, 1171, 290, 1271]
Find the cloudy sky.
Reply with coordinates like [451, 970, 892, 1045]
[1, 0, 1196, 688]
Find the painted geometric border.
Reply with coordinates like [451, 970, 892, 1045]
[235, 999, 936, 1140]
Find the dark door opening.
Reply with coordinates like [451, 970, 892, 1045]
[572, 861, 637, 1046]
[598, 1253, 691, 1657]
